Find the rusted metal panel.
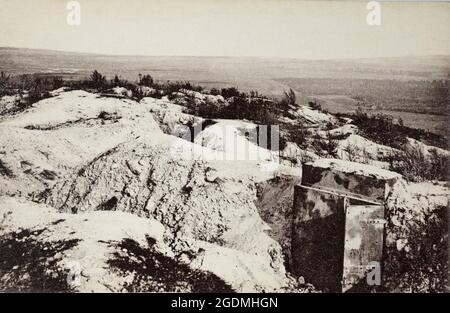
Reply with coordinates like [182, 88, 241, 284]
[342, 204, 385, 292]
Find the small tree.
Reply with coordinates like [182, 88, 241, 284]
[52, 76, 64, 89]
[285, 121, 308, 149]
[26, 75, 53, 105]
[139, 74, 154, 87]
[312, 132, 339, 158]
[0, 71, 11, 94]
[112, 75, 121, 87]
[343, 143, 360, 162]
[221, 87, 240, 99]
[283, 88, 296, 106]
[90, 70, 106, 89]
[133, 86, 145, 101]
[280, 88, 296, 115]
[308, 100, 321, 111]
[209, 88, 220, 96]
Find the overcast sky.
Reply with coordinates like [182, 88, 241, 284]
[0, 0, 449, 59]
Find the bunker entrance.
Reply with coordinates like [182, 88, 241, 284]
[292, 161, 396, 292]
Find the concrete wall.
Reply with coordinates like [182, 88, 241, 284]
[301, 164, 395, 203]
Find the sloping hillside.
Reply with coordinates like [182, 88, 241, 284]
[0, 87, 447, 292]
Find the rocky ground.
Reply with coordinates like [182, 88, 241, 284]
[0, 88, 448, 292]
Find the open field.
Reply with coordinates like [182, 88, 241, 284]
[311, 94, 448, 137]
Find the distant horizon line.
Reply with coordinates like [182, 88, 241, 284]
[2, 46, 449, 62]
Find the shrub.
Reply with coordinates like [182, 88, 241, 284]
[138, 74, 154, 87]
[0, 71, 11, 96]
[308, 100, 322, 111]
[220, 87, 241, 99]
[52, 76, 64, 89]
[0, 159, 14, 177]
[249, 90, 260, 98]
[111, 75, 130, 87]
[15, 74, 62, 106]
[388, 146, 449, 182]
[283, 88, 296, 106]
[220, 96, 280, 125]
[342, 143, 371, 164]
[90, 70, 107, 90]
[311, 132, 339, 157]
[0, 73, 65, 108]
[283, 121, 309, 149]
[156, 81, 203, 95]
[279, 88, 296, 115]
[209, 88, 221, 96]
[343, 143, 360, 162]
[132, 86, 144, 101]
[344, 108, 447, 150]
[26, 76, 51, 104]
[384, 206, 448, 292]
[112, 75, 120, 87]
[98, 110, 121, 122]
[351, 108, 407, 148]
[183, 97, 220, 118]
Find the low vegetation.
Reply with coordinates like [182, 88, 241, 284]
[384, 205, 448, 292]
[388, 146, 449, 182]
[345, 108, 447, 149]
[282, 121, 309, 150]
[308, 100, 322, 111]
[342, 143, 371, 164]
[0, 71, 63, 110]
[1, 70, 448, 178]
[182, 86, 297, 126]
[0, 159, 14, 177]
[311, 132, 339, 158]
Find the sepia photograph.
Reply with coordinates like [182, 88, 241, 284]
[0, 0, 448, 299]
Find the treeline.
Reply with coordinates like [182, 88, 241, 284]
[0, 71, 64, 108]
[0, 70, 206, 109]
[1, 70, 302, 125]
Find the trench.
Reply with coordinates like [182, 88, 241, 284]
[254, 174, 302, 276]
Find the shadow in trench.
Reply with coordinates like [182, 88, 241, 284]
[0, 226, 81, 292]
[106, 237, 234, 293]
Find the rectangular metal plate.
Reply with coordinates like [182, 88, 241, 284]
[342, 205, 385, 292]
[292, 185, 346, 292]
